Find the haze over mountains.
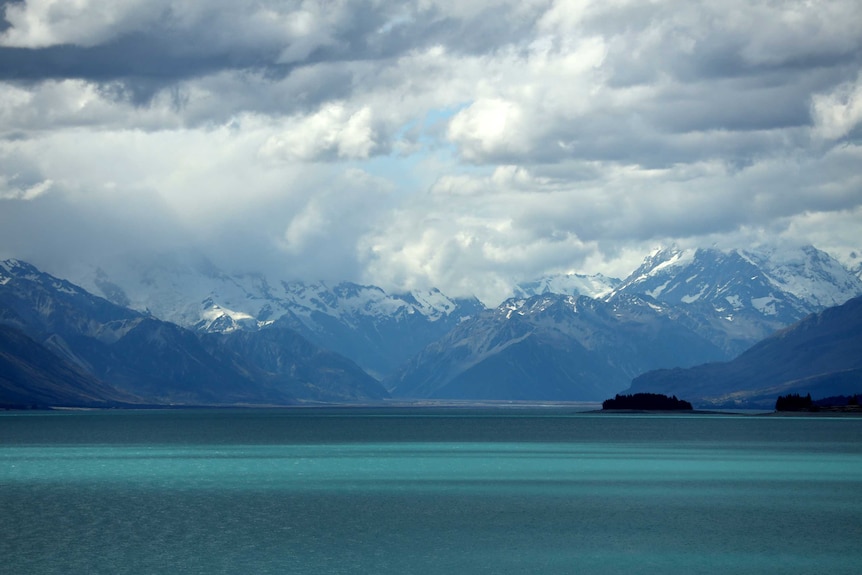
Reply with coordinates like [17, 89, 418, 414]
[2, 244, 861, 408]
[0, 259, 385, 407]
[70, 250, 486, 381]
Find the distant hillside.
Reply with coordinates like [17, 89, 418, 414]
[0, 324, 138, 408]
[0, 259, 387, 406]
[386, 293, 726, 401]
[628, 295, 862, 407]
[4, 242, 861, 407]
[66, 250, 484, 379]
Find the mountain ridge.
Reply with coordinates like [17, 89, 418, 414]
[628, 295, 862, 407]
[66, 252, 484, 379]
[385, 244, 862, 401]
[0, 260, 386, 407]
[386, 292, 728, 401]
[3, 242, 861, 407]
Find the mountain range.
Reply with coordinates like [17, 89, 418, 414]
[628, 294, 862, 408]
[69, 251, 484, 380]
[385, 293, 726, 401]
[2, 244, 861, 408]
[0, 259, 385, 407]
[387, 245, 862, 401]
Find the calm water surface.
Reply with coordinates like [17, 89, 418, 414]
[2, 408, 861, 574]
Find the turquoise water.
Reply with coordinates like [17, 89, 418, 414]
[2, 409, 861, 574]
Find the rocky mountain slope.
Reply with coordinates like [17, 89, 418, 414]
[0, 323, 139, 408]
[386, 293, 726, 401]
[387, 244, 862, 401]
[69, 251, 483, 379]
[0, 259, 385, 406]
[628, 295, 862, 408]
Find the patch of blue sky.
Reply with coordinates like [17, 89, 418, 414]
[356, 104, 492, 194]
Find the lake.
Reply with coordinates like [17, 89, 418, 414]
[2, 408, 861, 574]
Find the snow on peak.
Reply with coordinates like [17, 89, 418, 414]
[403, 287, 460, 320]
[500, 298, 528, 319]
[623, 247, 695, 282]
[610, 246, 697, 298]
[194, 297, 258, 333]
[278, 280, 458, 323]
[610, 244, 862, 323]
[514, 272, 620, 300]
[0, 258, 39, 279]
[644, 247, 697, 277]
[740, 244, 862, 308]
[59, 253, 474, 334]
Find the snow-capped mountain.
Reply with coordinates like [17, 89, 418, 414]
[386, 292, 727, 401]
[1, 259, 387, 406]
[615, 244, 861, 311]
[14, 242, 859, 405]
[737, 245, 862, 310]
[386, 244, 862, 401]
[514, 272, 620, 300]
[68, 251, 485, 379]
[610, 244, 862, 354]
[629, 295, 862, 407]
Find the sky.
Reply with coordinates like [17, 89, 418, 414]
[0, 0, 861, 305]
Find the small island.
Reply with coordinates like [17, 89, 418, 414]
[602, 392, 693, 411]
[775, 393, 860, 413]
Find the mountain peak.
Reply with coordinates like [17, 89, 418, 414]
[613, 246, 696, 295]
[738, 244, 862, 309]
[615, 243, 861, 310]
[514, 271, 621, 301]
[1, 258, 40, 279]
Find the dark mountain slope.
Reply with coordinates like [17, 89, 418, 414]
[387, 294, 726, 401]
[628, 295, 862, 407]
[203, 327, 388, 402]
[0, 324, 138, 408]
[0, 260, 386, 405]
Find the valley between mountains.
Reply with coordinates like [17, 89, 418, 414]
[2, 244, 861, 409]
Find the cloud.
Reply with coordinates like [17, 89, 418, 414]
[812, 73, 862, 141]
[0, 0, 167, 48]
[0, 177, 189, 276]
[261, 104, 378, 161]
[0, 175, 51, 200]
[0, 0, 861, 303]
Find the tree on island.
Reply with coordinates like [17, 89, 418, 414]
[602, 393, 693, 411]
[775, 393, 813, 412]
[776, 393, 862, 411]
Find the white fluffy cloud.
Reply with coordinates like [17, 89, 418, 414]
[261, 104, 378, 161]
[1, 0, 861, 303]
[0, 0, 168, 48]
[812, 74, 862, 141]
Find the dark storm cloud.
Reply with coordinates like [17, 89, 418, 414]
[0, 39, 257, 105]
[0, 0, 549, 108]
